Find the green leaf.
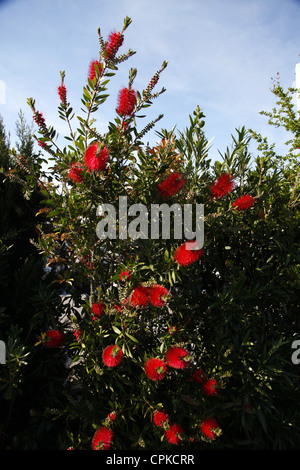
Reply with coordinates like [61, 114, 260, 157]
[125, 332, 139, 343]
[112, 325, 122, 335]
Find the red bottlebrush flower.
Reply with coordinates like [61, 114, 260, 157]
[116, 87, 137, 117]
[84, 143, 109, 171]
[68, 162, 84, 183]
[44, 329, 65, 348]
[73, 328, 82, 341]
[33, 110, 46, 130]
[165, 346, 190, 369]
[158, 172, 186, 199]
[190, 368, 205, 384]
[232, 194, 255, 211]
[107, 411, 116, 422]
[200, 417, 220, 440]
[147, 284, 169, 307]
[105, 31, 124, 59]
[58, 84, 67, 104]
[174, 240, 204, 267]
[88, 59, 103, 81]
[153, 411, 169, 427]
[144, 357, 167, 381]
[211, 173, 235, 199]
[92, 302, 104, 320]
[38, 140, 47, 148]
[120, 269, 130, 281]
[130, 284, 169, 308]
[130, 285, 149, 307]
[92, 426, 113, 450]
[165, 423, 184, 445]
[102, 345, 123, 367]
[202, 378, 218, 396]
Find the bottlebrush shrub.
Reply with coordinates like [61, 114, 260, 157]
[23, 16, 300, 450]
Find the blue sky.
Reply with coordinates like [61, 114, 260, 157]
[0, 0, 300, 160]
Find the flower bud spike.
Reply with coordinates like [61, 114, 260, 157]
[98, 26, 106, 52]
[60, 70, 66, 82]
[58, 70, 67, 106]
[122, 16, 132, 33]
[129, 67, 137, 87]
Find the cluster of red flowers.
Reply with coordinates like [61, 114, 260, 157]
[129, 285, 148, 307]
[165, 346, 190, 369]
[200, 417, 220, 441]
[92, 302, 105, 320]
[211, 173, 236, 199]
[165, 423, 184, 445]
[202, 378, 218, 397]
[153, 410, 169, 427]
[68, 162, 84, 183]
[68, 142, 109, 182]
[211, 172, 255, 211]
[33, 110, 47, 131]
[88, 59, 104, 81]
[232, 194, 255, 211]
[144, 357, 167, 381]
[44, 329, 65, 348]
[153, 410, 184, 445]
[144, 346, 191, 381]
[105, 30, 124, 59]
[130, 284, 170, 308]
[38, 139, 47, 148]
[107, 411, 116, 422]
[148, 284, 170, 307]
[57, 84, 67, 105]
[174, 240, 204, 267]
[102, 344, 124, 367]
[91, 410, 117, 450]
[92, 426, 113, 450]
[66, 29, 130, 188]
[119, 269, 130, 281]
[73, 328, 82, 342]
[84, 143, 109, 171]
[190, 368, 218, 396]
[158, 172, 186, 199]
[152, 409, 220, 444]
[116, 87, 137, 117]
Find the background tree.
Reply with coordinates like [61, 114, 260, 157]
[15, 110, 35, 161]
[0, 112, 68, 450]
[0, 115, 10, 172]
